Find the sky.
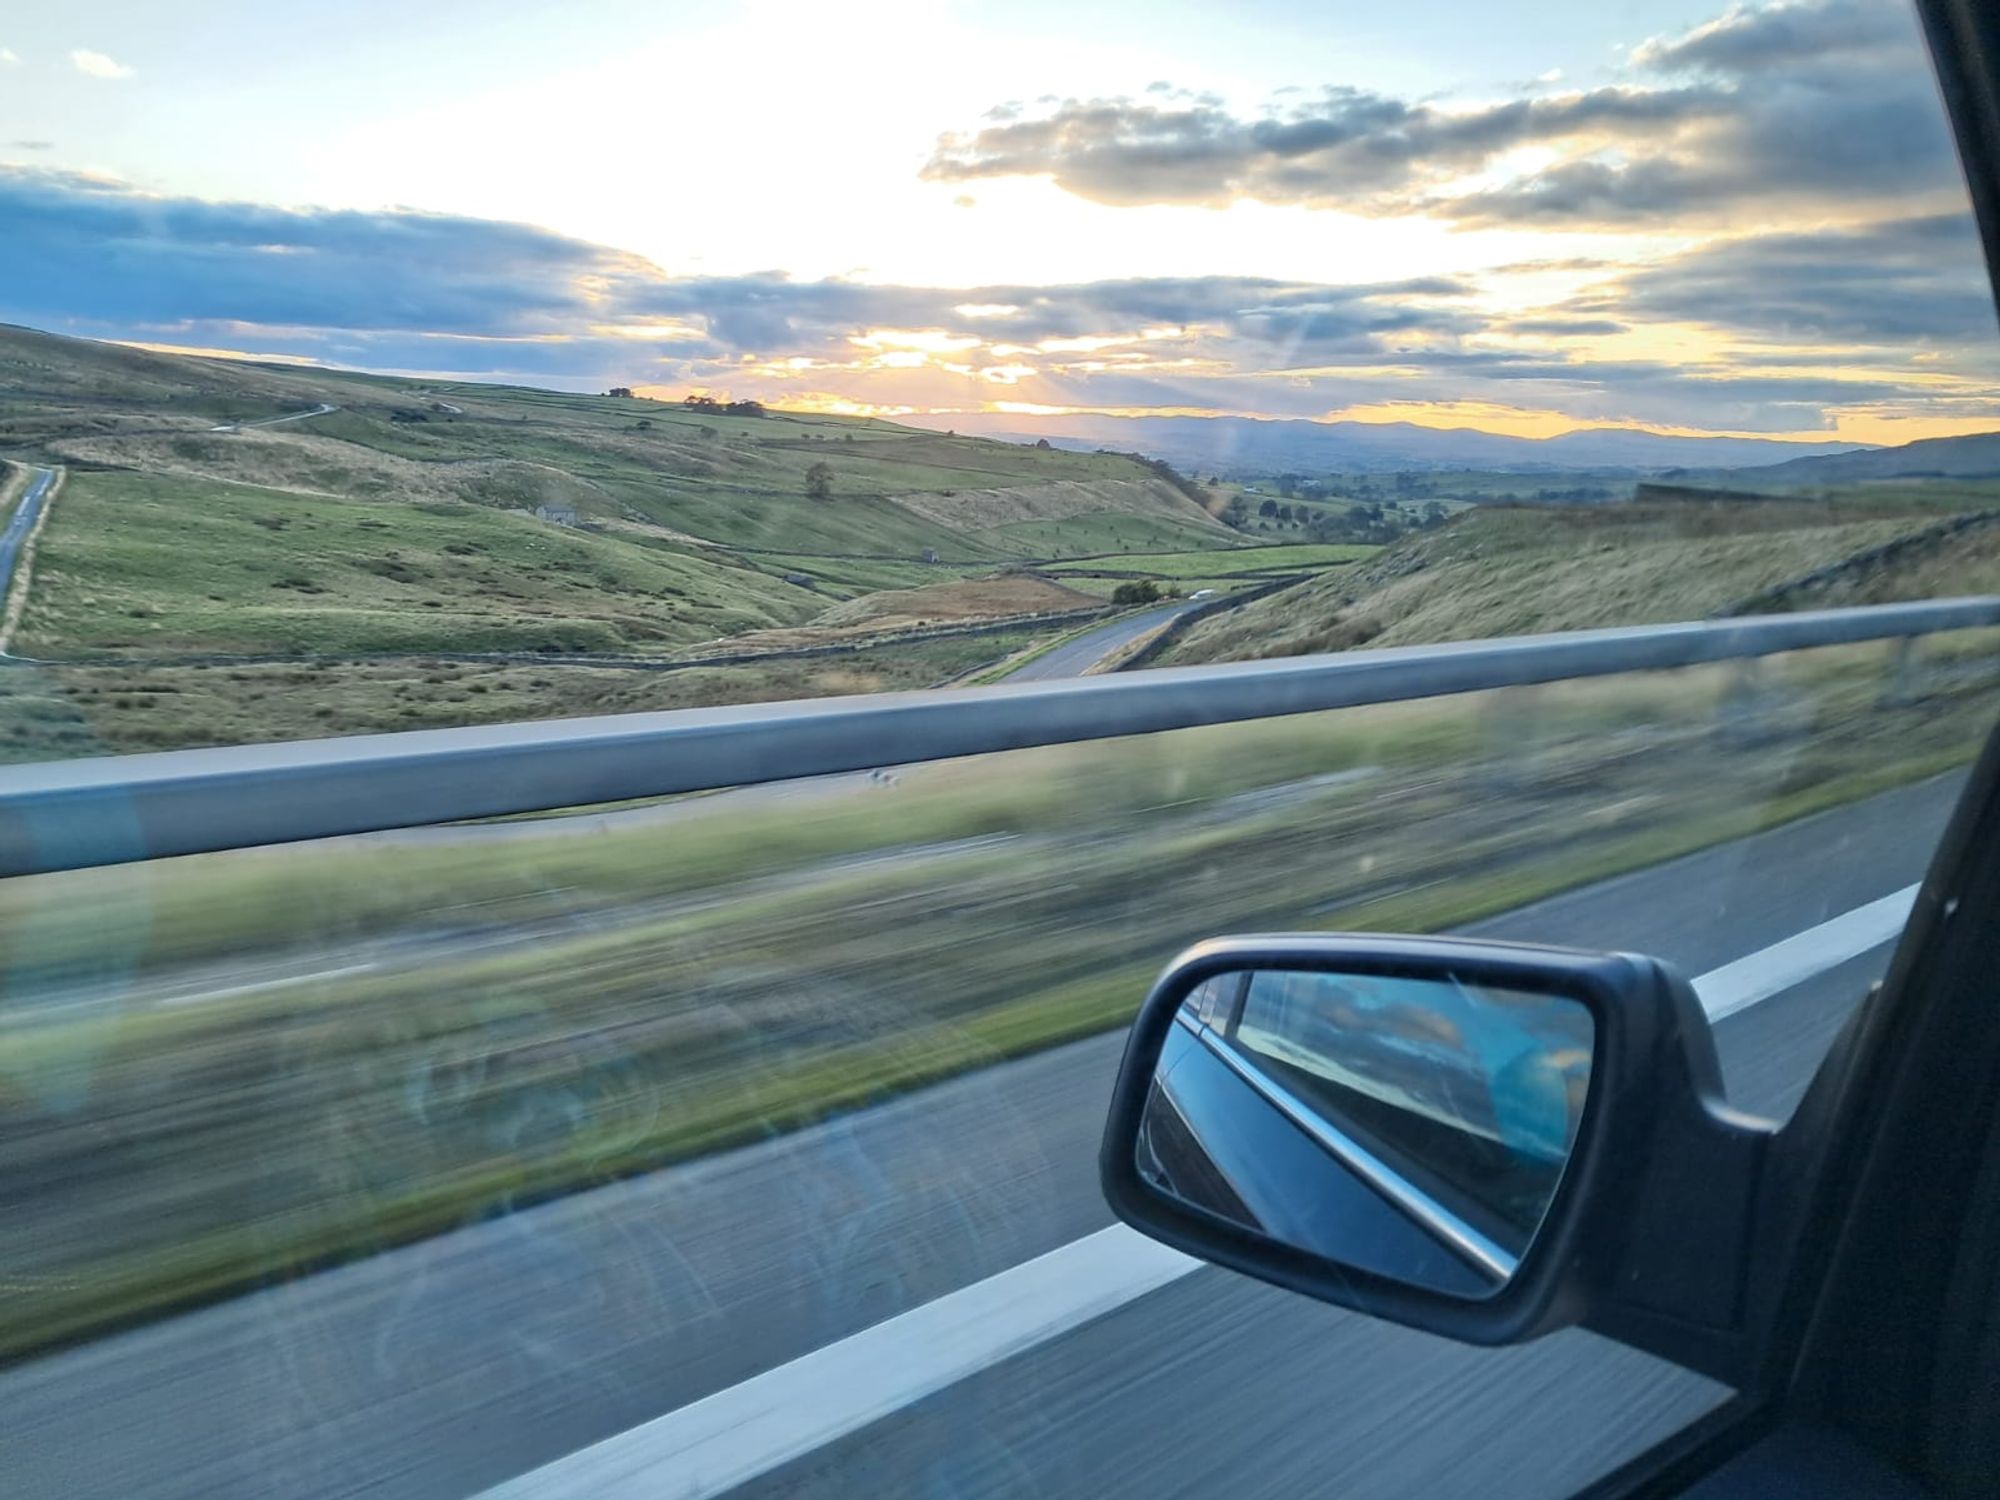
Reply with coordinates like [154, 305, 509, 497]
[2, 0, 1996, 444]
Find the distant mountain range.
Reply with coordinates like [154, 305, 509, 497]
[911, 411, 1874, 475]
[1688, 430, 2000, 488]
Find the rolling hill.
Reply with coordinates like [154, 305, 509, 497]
[913, 410, 1871, 475]
[1671, 430, 2000, 490]
[1163, 496, 2000, 667]
[0, 324, 1236, 664]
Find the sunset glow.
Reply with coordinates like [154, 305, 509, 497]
[3, 0, 1993, 447]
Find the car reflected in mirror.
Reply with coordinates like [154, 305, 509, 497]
[1134, 965, 1595, 1299]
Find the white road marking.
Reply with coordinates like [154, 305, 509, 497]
[1692, 884, 1917, 1021]
[479, 888, 1917, 1499]
[478, 1224, 1198, 1500]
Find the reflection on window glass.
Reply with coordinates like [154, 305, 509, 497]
[1228, 970, 1593, 1246]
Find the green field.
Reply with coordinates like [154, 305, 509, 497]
[14, 471, 821, 657]
[977, 512, 1236, 557]
[737, 553, 991, 598]
[1050, 542, 1377, 578]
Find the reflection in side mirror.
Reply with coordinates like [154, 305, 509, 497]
[1136, 965, 1594, 1300]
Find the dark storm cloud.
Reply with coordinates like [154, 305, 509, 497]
[922, 0, 1958, 227]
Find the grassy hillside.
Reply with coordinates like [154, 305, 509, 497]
[1166, 499, 1992, 665]
[1048, 542, 1376, 578]
[0, 629, 1054, 762]
[1, 325, 1232, 565]
[13, 471, 836, 657]
[1685, 431, 2000, 490]
[0, 325, 1291, 751]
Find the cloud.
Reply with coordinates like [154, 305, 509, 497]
[1631, 0, 1912, 72]
[7, 140, 53, 151]
[0, 48, 19, 66]
[620, 268, 1476, 356]
[0, 165, 662, 335]
[69, 49, 133, 80]
[1505, 317, 1628, 336]
[923, 83, 1728, 209]
[1, 160, 1991, 437]
[1615, 214, 1999, 344]
[924, 0, 1958, 229]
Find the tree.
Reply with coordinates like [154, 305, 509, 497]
[607, 386, 634, 399]
[1035, 438, 1052, 450]
[1258, 498, 1278, 517]
[1111, 579, 1162, 605]
[805, 461, 835, 501]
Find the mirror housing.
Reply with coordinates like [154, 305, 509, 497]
[1101, 933, 1775, 1384]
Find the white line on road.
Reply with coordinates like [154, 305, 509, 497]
[1692, 884, 1917, 1021]
[480, 1225, 1195, 1500]
[479, 889, 1917, 1499]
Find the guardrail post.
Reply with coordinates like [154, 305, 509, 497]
[1714, 657, 1802, 749]
[1879, 636, 1923, 709]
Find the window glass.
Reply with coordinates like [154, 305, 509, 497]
[1, 2, 1996, 1499]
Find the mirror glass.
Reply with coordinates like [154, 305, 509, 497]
[1135, 966, 1594, 1298]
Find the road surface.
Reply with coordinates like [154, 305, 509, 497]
[208, 402, 338, 433]
[3, 773, 1961, 1500]
[1003, 600, 1200, 681]
[0, 464, 55, 612]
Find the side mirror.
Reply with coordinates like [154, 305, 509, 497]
[1101, 934, 1776, 1382]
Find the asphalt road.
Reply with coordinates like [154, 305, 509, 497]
[208, 402, 338, 433]
[3, 773, 1963, 1500]
[1003, 600, 1199, 681]
[0, 464, 56, 616]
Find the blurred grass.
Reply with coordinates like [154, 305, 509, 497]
[1, 636, 1995, 1361]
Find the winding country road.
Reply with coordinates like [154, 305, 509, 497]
[1003, 599, 1200, 681]
[208, 402, 338, 433]
[0, 465, 55, 601]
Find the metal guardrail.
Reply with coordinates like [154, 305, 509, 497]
[3, 597, 1996, 877]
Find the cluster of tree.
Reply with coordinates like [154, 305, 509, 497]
[606, 387, 635, 399]
[1111, 579, 1162, 605]
[683, 394, 769, 417]
[805, 461, 835, 501]
[1223, 494, 1451, 544]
